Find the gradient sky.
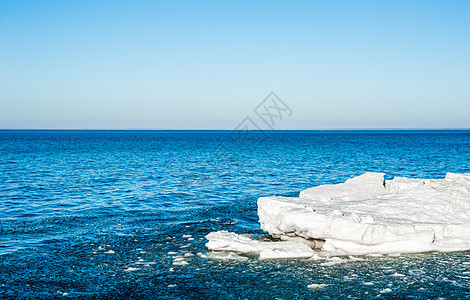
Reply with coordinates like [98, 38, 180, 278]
[1, 0, 469, 129]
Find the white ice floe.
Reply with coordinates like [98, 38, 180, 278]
[307, 284, 326, 290]
[205, 172, 470, 258]
[258, 172, 470, 255]
[205, 231, 315, 259]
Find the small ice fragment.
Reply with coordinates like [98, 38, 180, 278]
[184, 253, 194, 257]
[173, 257, 185, 262]
[173, 260, 189, 266]
[320, 257, 346, 266]
[98, 246, 105, 251]
[182, 234, 192, 238]
[168, 252, 177, 255]
[168, 284, 177, 288]
[124, 267, 140, 272]
[169, 268, 174, 272]
[205, 231, 315, 259]
[105, 250, 115, 254]
[348, 256, 365, 262]
[363, 282, 374, 285]
[139, 262, 156, 265]
[207, 252, 249, 261]
[380, 288, 392, 293]
[307, 284, 326, 290]
[391, 273, 406, 277]
[308, 254, 320, 261]
[188, 238, 194, 241]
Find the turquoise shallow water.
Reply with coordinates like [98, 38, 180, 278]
[1, 130, 470, 299]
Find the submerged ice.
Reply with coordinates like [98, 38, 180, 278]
[207, 172, 470, 257]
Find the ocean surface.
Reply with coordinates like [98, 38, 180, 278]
[1, 130, 470, 299]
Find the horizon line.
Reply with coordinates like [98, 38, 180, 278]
[1, 128, 470, 131]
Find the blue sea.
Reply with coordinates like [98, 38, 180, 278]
[1, 130, 470, 299]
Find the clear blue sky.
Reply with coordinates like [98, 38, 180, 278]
[1, 0, 469, 129]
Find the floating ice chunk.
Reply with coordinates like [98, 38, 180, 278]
[320, 257, 346, 266]
[182, 234, 192, 238]
[348, 256, 365, 262]
[105, 250, 115, 254]
[173, 260, 189, 266]
[173, 257, 185, 262]
[205, 231, 315, 259]
[206, 251, 249, 261]
[308, 254, 364, 265]
[124, 267, 140, 272]
[258, 172, 470, 255]
[307, 284, 326, 290]
[380, 288, 392, 293]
